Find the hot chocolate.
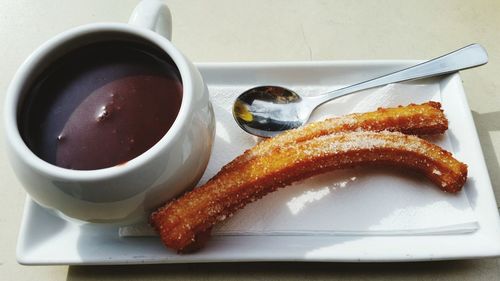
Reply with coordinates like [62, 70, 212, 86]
[19, 41, 183, 170]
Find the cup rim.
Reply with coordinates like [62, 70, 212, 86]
[4, 22, 194, 181]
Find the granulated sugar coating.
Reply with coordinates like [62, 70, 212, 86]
[220, 101, 447, 175]
[150, 125, 466, 252]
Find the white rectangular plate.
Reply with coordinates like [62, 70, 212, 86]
[17, 61, 500, 265]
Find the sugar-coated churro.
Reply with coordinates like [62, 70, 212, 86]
[219, 102, 447, 175]
[150, 130, 467, 252]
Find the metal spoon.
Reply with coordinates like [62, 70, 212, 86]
[233, 44, 488, 137]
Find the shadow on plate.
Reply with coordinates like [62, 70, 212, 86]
[66, 259, 499, 281]
[18, 200, 68, 254]
[471, 110, 500, 205]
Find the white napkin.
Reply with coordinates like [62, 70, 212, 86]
[120, 82, 478, 237]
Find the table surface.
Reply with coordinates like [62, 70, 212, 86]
[1, 0, 499, 280]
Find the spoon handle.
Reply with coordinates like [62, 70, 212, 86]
[310, 44, 488, 107]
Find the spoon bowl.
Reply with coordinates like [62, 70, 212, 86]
[233, 44, 488, 138]
[233, 86, 307, 137]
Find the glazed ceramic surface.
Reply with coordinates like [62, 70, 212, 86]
[4, 1, 215, 224]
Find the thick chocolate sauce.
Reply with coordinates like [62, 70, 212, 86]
[19, 42, 183, 170]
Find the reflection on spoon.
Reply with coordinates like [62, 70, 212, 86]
[233, 86, 304, 136]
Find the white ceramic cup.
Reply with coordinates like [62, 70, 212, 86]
[4, 0, 215, 224]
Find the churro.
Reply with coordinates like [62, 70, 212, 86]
[150, 130, 467, 252]
[220, 102, 447, 175]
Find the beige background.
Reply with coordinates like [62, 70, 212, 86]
[1, 0, 499, 280]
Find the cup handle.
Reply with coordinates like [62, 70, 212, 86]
[128, 0, 172, 40]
